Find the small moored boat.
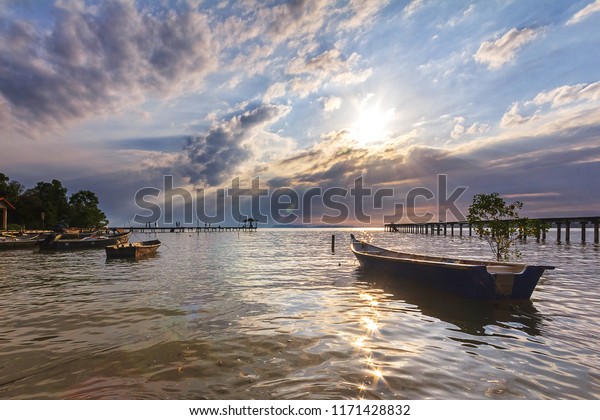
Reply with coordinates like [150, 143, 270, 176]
[105, 239, 161, 259]
[350, 234, 554, 300]
[38, 230, 131, 251]
[0, 234, 41, 251]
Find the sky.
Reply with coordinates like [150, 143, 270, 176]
[1, 0, 600, 226]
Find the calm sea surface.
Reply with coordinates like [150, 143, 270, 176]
[1, 228, 599, 399]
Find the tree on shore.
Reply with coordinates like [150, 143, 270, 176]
[69, 190, 108, 228]
[0, 172, 108, 229]
[467, 192, 547, 261]
[0, 173, 23, 205]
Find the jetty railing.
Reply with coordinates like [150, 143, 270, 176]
[113, 225, 257, 234]
[385, 216, 600, 244]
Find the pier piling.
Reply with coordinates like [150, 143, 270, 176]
[385, 216, 600, 246]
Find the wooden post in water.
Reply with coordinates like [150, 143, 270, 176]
[565, 221, 571, 244]
[331, 234, 335, 253]
[556, 222, 562, 243]
[595, 220, 599, 244]
[581, 221, 587, 243]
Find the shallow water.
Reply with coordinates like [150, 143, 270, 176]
[1, 228, 598, 399]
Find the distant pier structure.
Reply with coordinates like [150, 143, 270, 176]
[385, 216, 600, 244]
[115, 224, 258, 234]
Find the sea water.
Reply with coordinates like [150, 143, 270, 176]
[0, 228, 598, 399]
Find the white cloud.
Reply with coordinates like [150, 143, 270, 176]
[404, 0, 425, 18]
[442, 4, 475, 28]
[343, 0, 391, 29]
[531, 82, 600, 108]
[500, 102, 534, 128]
[451, 117, 466, 139]
[451, 116, 490, 139]
[288, 77, 323, 98]
[285, 49, 372, 97]
[500, 81, 600, 130]
[321, 96, 342, 112]
[566, 0, 600, 25]
[474, 27, 541, 70]
[263, 82, 288, 103]
[466, 122, 491, 135]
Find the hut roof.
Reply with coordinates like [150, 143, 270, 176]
[0, 197, 16, 210]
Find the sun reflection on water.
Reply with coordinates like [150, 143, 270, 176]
[353, 291, 390, 398]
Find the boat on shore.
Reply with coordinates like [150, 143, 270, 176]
[38, 230, 131, 251]
[105, 239, 161, 259]
[350, 234, 554, 300]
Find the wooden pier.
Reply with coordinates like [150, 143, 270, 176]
[113, 225, 257, 234]
[385, 216, 600, 244]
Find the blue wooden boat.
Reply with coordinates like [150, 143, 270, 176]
[350, 234, 554, 300]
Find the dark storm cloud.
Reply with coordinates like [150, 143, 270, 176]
[0, 1, 217, 134]
[270, 137, 475, 189]
[184, 103, 292, 186]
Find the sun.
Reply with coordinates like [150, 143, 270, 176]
[352, 105, 393, 144]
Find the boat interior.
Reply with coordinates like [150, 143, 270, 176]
[351, 236, 527, 274]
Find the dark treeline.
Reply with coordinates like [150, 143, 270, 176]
[0, 173, 108, 230]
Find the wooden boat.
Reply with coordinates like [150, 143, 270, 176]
[0, 234, 41, 251]
[37, 230, 131, 251]
[350, 234, 554, 300]
[105, 239, 161, 259]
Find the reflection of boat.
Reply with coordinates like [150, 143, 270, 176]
[105, 240, 161, 259]
[355, 268, 542, 337]
[0, 234, 41, 251]
[38, 230, 131, 250]
[350, 234, 554, 300]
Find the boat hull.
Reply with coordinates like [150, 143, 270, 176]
[105, 240, 161, 259]
[350, 235, 552, 300]
[38, 232, 131, 251]
[0, 239, 39, 250]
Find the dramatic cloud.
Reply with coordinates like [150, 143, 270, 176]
[0, 1, 217, 135]
[567, 0, 600, 25]
[2, 1, 600, 222]
[184, 103, 292, 186]
[474, 28, 541, 70]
